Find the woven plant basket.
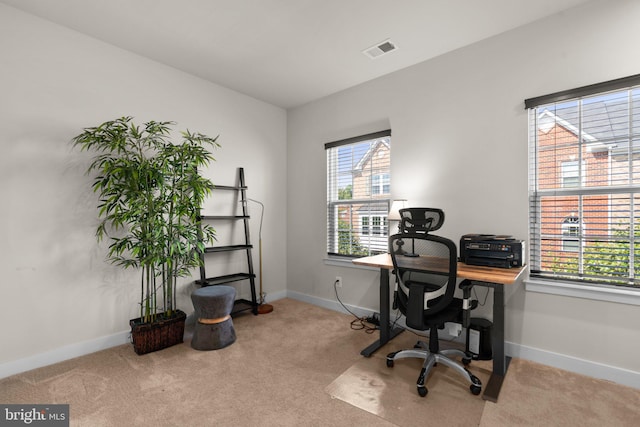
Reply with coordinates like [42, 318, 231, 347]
[130, 309, 187, 355]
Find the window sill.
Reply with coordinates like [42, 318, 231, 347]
[525, 278, 640, 306]
[323, 257, 379, 271]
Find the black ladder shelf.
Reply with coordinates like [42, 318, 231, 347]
[197, 167, 258, 315]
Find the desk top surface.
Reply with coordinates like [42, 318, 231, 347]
[352, 253, 527, 285]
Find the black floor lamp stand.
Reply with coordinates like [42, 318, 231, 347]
[248, 198, 273, 314]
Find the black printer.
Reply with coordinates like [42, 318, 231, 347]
[459, 234, 525, 268]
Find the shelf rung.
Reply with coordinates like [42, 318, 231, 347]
[231, 299, 259, 316]
[199, 215, 250, 220]
[213, 185, 248, 191]
[196, 273, 255, 287]
[203, 244, 252, 253]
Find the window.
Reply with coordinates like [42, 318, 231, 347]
[561, 215, 581, 252]
[371, 173, 390, 195]
[326, 130, 391, 257]
[361, 216, 370, 235]
[371, 215, 386, 235]
[526, 74, 640, 288]
[361, 215, 388, 236]
[561, 161, 585, 188]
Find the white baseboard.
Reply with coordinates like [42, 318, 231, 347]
[506, 341, 640, 390]
[264, 289, 288, 304]
[0, 331, 130, 379]
[0, 293, 289, 380]
[3, 290, 639, 391]
[290, 290, 640, 391]
[286, 290, 376, 319]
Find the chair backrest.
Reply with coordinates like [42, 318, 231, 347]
[389, 232, 457, 330]
[399, 208, 444, 234]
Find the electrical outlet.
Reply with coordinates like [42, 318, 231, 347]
[335, 276, 343, 287]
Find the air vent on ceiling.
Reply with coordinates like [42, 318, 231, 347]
[363, 39, 397, 59]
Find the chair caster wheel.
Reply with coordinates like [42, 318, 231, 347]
[418, 386, 428, 397]
[386, 358, 394, 368]
[470, 384, 482, 395]
[462, 357, 471, 366]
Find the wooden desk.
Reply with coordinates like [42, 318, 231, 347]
[352, 253, 526, 402]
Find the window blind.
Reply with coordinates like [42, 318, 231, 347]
[326, 130, 391, 257]
[527, 77, 640, 288]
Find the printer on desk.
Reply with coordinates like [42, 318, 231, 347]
[459, 234, 525, 268]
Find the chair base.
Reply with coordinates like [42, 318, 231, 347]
[387, 341, 482, 397]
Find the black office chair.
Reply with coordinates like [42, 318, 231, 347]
[394, 208, 445, 257]
[387, 232, 482, 397]
[399, 207, 445, 234]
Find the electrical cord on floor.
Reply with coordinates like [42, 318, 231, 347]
[333, 279, 379, 334]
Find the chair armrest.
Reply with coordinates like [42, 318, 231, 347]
[458, 279, 478, 328]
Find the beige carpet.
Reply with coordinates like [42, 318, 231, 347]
[1, 299, 391, 427]
[326, 332, 492, 427]
[2, 298, 640, 426]
[479, 357, 640, 426]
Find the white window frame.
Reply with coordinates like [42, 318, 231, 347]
[325, 130, 391, 258]
[525, 74, 640, 305]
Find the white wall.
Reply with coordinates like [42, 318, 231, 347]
[3, 0, 639, 387]
[287, 0, 640, 386]
[0, 4, 287, 374]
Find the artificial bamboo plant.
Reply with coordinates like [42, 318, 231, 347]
[73, 117, 218, 324]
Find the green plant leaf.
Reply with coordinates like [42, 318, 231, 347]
[73, 117, 220, 323]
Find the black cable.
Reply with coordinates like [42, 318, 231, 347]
[390, 304, 402, 330]
[333, 279, 378, 334]
[473, 285, 490, 307]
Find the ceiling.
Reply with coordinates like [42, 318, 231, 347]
[1, 0, 592, 109]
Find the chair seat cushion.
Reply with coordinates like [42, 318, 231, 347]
[422, 298, 462, 328]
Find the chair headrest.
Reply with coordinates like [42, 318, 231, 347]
[399, 208, 445, 233]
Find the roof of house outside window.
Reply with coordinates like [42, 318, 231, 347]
[353, 139, 390, 173]
[538, 96, 639, 153]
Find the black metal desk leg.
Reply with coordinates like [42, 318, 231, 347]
[493, 283, 506, 375]
[379, 268, 390, 343]
[482, 282, 511, 402]
[360, 267, 403, 357]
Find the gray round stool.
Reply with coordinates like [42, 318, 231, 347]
[191, 285, 236, 351]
